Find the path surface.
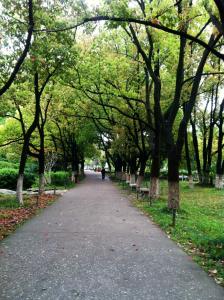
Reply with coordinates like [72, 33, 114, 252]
[0, 171, 224, 300]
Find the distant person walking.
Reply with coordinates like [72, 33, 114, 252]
[101, 168, 106, 180]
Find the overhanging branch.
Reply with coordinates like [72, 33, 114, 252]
[35, 15, 224, 60]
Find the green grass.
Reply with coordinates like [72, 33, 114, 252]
[129, 180, 224, 286]
[43, 182, 76, 190]
[0, 194, 32, 209]
[0, 195, 21, 209]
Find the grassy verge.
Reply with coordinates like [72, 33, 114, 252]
[0, 194, 57, 240]
[43, 182, 76, 190]
[118, 180, 224, 286]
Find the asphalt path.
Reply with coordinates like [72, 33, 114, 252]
[0, 171, 224, 300]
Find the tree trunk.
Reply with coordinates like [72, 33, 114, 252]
[215, 100, 224, 188]
[136, 155, 147, 188]
[16, 72, 41, 203]
[122, 161, 127, 180]
[184, 128, 193, 188]
[204, 94, 215, 186]
[202, 172, 210, 185]
[71, 171, 75, 182]
[16, 137, 31, 204]
[122, 172, 126, 181]
[169, 34, 219, 206]
[74, 168, 79, 184]
[128, 155, 137, 184]
[190, 115, 202, 183]
[168, 181, 180, 210]
[38, 127, 45, 195]
[80, 159, 85, 177]
[16, 174, 24, 205]
[149, 149, 160, 201]
[71, 140, 79, 183]
[136, 175, 144, 188]
[168, 149, 180, 210]
[215, 174, 224, 189]
[105, 151, 112, 173]
[126, 172, 130, 183]
[46, 170, 52, 184]
[188, 175, 194, 189]
[39, 173, 45, 195]
[114, 156, 123, 179]
[130, 174, 136, 184]
[149, 176, 159, 199]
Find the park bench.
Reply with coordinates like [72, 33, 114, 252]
[137, 187, 150, 199]
[129, 183, 137, 190]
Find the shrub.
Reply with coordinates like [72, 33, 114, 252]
[24, 172, 36, 189]
[25, 162, 38, 174]
[0, 168, 18, 189]
[0, 168, 35, 190]
[50, 171, 71, 186]
[0, 161, 18, 169]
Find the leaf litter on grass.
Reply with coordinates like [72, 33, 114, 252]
[0, 194, 57, 240]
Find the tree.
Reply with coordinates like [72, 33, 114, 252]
[0, 0, 34, 96]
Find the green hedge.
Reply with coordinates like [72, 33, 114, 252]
[0, 168, 35, 190]
[50, 171, 71, 186]
[0, 161, 18, 169]
[0, 160, 38, 173]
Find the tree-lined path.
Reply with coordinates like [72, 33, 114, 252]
[0, 171, 224, 300]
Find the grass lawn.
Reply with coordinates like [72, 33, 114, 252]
[119, 180, 224, 286]
[0, 194, 57, 240]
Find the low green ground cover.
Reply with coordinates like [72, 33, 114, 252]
[118, 180, 224, 286]
[0, 195, 26, 209]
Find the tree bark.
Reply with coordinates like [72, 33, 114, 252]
[80, 159, 85, 177]
[168, 181, 180, 210]
[39, 173, 45, 195]
[190, 114, 202, 182]
[136, 175, 144, 188]
[184, 128, 193, 188]
[121, 161, 127, 180]
[149, 176, 159, 200]
[114, 155, 123, 179]
[215, 100, 224, 188]
[136, 155, 147, 188]
[168, 147, 180, 209]
[38, 126, 45, 194]
[16, 174, 24, 205]
[71, 139, 79, 183]
[149, 159, 160, 200]
[16, 112, 39, 203]
[130, 174, 136, 184]
[215, 174, 224, 189]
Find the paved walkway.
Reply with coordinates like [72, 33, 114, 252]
[0, 171, 224, 300]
